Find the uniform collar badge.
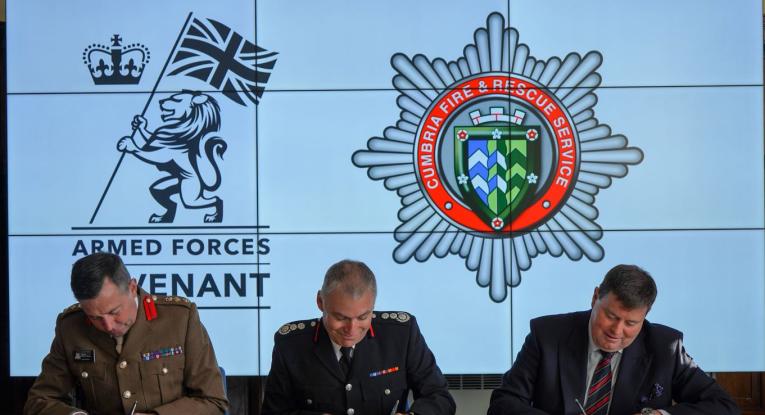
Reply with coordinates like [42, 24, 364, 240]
[143, 295, 158, 321]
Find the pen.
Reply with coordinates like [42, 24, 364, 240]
[389, 399, 399, 415]
[574, 398, 587, 415]
[129, 400, 138, 415]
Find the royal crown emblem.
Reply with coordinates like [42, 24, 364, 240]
[83, 34, 150, 85]
[352, 13, 644, 302]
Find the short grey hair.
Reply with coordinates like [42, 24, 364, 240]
[320, 259, 377, 300]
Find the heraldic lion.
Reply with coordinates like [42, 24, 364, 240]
[117, 91, 227, 223]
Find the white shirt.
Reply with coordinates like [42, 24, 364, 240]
[330, 340, 355, 361]
[584, 329, 623, 412]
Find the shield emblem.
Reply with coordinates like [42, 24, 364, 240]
[454, 125, 540, 230]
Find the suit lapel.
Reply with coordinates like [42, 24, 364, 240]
[611, 327, 651, 415]
[313, 320, 347, 383]
[560, 312, 589, 414]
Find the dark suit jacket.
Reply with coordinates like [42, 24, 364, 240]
[488, 311, 739, 415]
[262, 311, 455, 415]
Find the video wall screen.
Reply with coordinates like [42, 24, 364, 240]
[6, 0, 764, 376]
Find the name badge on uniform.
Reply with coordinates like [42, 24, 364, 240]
[74, 349, 95, 362]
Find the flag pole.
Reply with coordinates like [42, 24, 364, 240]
[89, 11, 194, 224]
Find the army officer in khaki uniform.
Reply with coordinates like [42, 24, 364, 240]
[262, 259, 455, 415]
[24, 252, 228, 415]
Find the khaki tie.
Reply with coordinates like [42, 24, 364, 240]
[114, 336, 124, 354]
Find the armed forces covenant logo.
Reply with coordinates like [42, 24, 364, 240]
[352, 13, 644, 302]
[88, 16, 277, 224]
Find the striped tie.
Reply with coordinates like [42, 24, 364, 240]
[586, 351, 614, 415]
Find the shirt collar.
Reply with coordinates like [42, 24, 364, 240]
[330, 340, 355, 360]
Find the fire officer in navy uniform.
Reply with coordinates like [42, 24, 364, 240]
[24, 253, 228, 415]
[261, 259, 456, 415]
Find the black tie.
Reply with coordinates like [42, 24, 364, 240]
[339, 347, 353, 379]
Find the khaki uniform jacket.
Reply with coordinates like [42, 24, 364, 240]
[24, 290, 228, 415]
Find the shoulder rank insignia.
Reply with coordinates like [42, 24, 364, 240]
[161, 295, 191, 306]
[62, 303, 81, 314]
[278, 320, 313, 335]
[378, 311, 411, 323]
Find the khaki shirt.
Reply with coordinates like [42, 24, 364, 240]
[24, 290, 228, 415]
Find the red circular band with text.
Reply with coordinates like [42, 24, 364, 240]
[415, 74, 578, 232]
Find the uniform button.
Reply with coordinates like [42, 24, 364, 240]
[119, 361, 127, 369]
[80, 371, 88, 378]
[122, 390, 132, 399]
[347, 409, 355, 415]
[384, 388, 391, 395]
[345, 383, 352, 391]
[306, 398, 313, 405]
[162, 367, 168, 374]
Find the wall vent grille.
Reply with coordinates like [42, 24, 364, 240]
[445, 374, 503, 390]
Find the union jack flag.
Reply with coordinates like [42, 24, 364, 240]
[168, 17, 277, 106]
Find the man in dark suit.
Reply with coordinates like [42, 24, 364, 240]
[488, 264, 739, 415]
[261, 259, 455, 415]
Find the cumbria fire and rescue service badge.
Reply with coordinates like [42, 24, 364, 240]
[352, 13, 643, 302]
